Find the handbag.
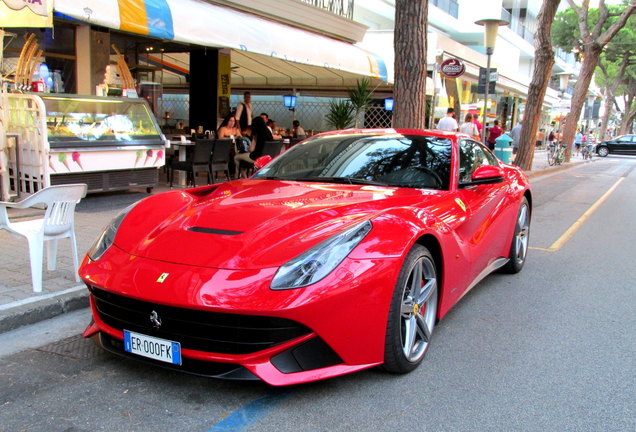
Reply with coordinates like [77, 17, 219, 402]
[235, 136, 251, 154]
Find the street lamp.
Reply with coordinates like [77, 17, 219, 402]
[587, 93, 595, 133]
[475, 18, 508, 143]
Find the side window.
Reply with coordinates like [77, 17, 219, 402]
[459, 140, 498, 183]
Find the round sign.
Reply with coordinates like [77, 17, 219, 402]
[440, 58, 466, 78]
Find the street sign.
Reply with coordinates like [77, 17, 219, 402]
[478, 67, 497, 94]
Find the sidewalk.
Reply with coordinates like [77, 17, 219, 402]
[0, 150, 593, 333]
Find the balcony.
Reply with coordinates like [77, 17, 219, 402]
[297, 0, 354, 19]
[430, 0, 459, 19]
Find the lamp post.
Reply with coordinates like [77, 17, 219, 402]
[475, 18, 508, 143]
[587, 94, 595, 133]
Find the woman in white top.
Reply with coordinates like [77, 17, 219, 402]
[459, 113, 480, 140]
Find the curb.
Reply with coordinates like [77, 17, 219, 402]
[524, 157, 598, 179]
[0, 287, 89, 334]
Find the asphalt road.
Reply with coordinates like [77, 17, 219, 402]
[0, 156, 634, 432]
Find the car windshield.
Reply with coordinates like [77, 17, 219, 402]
[253, 134, 452, 190]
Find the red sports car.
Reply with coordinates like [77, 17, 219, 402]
[80, 129, 531, 386]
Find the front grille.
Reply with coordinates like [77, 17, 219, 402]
[90, 287, 311, 355]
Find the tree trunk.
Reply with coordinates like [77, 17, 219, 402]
[393, 0, 428, 129]
[598, 91, 613, 141]
[561, 45, 603, 161]
[619, 92, 636, 135]
[513, 0, 561, 171]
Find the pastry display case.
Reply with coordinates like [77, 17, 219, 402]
[42, 94, 164, 148]
[38, 94, 167, 193]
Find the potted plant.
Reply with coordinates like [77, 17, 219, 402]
[348, 78, 374, 128]
[326, 99, 355, 130]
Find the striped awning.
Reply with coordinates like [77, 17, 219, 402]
[53, 0, 389, 83]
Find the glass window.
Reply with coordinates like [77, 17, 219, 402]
[459, 139, 498, 184]
[41, 95, 162, 147]
[254, 134, 453, 190]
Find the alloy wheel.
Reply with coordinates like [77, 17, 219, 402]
[400, 256, 438, 363]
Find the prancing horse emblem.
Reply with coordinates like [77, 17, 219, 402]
[150, 310, 162, 329]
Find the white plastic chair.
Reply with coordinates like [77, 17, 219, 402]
[0, 184, 87, 293]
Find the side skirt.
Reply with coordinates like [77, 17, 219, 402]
[457, 257, 509, 303]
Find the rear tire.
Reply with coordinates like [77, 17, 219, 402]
[383, 245, 438, 374]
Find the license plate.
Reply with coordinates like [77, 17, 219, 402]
[124, 330, 181, 365]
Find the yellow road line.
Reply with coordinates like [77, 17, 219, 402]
[530, 177, 625, 252]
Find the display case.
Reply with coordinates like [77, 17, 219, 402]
[38, 94, 167, 193]
[42, 94, 164, 148]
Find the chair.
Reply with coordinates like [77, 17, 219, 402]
[211, 139, 233, 183]
[261, 140, 285, 159]
[169, 139, 214, 187]
[0, 184, 88, 293]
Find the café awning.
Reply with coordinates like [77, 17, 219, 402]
[0, 0, 53, 27]
[54, 0, 390, 87]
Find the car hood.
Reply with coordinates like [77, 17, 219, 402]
[113, 179, 435, 269]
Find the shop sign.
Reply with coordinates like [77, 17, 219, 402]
[440, 58, 466, 78]
[0, 0, 52, 27]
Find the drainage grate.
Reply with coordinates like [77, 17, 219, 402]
[37, 334, 102, 360]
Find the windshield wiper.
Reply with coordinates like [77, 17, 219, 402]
[294, 176, 388, 186]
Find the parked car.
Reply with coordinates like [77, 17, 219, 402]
[80, 128, 532, 386]
[596, 134, 636, 157]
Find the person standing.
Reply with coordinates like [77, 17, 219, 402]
[574, 129, 583, 156]
[235, 91, 253, 132]
[535, 128, 546, 149]
[436, 108, 458, 131]
[487, 119, 503, 151]
[510, 121, 522, 155]
[459, 113, 480, 140]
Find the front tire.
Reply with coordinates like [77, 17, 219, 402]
[597, 146, 609, 157]
[383, 245, 438, 374]
[501, 197, 530, 274]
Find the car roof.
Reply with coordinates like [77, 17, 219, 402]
[314, 128, 464, 141]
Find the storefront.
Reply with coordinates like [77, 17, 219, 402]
[1, 0, 389, 199]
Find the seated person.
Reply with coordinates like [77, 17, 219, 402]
[217, 115, 241, 140]
[292, 120, 306, 138]
[267, 119, 282, 140]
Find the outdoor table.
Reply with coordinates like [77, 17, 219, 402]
[169, 137, 194, 186]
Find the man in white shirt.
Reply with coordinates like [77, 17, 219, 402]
[437, 108, 458, 131]
[235, 91, 253, 132]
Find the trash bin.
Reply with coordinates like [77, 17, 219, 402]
[495, 134, 514, 164]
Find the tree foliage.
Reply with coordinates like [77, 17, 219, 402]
[550, 0, 635, 161]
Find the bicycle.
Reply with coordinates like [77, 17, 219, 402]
[581, 143, 594, 160]
[547, 143, 566, 166]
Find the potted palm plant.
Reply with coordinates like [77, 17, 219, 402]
[348, 78, 374, 128]
[326, 99, 355, 130]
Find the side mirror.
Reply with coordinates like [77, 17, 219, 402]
[254, 155, 273, 170]
[460, 165, 504, 187]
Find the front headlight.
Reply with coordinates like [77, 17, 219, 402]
[271, 220, 372, 290]
[88, 202, 139, 261]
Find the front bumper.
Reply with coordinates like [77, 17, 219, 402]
[80, 245, 400, 385]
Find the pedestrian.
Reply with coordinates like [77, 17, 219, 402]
[535, 128, 545, 149]
[510, 121, 522, 155]
[436, 108, 458, 132]
[574, 129, 583, 156]
[459, 113, 480, 140]
[235, 91, 253, 132]
[487, 119, 503, 151]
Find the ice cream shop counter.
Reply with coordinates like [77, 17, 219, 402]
[42, 94, 167, 193]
